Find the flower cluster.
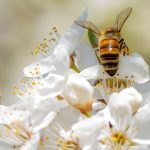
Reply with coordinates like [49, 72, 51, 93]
[0, 9, 150, 150]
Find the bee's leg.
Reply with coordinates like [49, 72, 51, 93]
[119, 38, 130, 56]
[95, 49, 101, 64]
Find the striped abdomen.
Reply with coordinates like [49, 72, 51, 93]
[99, 38, 119, 76]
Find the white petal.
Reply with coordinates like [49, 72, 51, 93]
[64, 75, 94, 105]
[37, 74, 65, 98]
[108, 92, 132, 119]
[76, 43, 99, 70]
[118, 53, 149, 83]
[109, 87, 142, 116]
[132, 139, 150, 149]
[133, 102, 150, 124]
[0, 142, 12, 150]
[23, 55, 54, 77]
[0, 105, 27, 124]
[52, 47, 70, 76]
[24, 47, 69, 77]
[50, 106, 82, 130]
[72, 116, 102, 148]
[40, 106, 82, 149]
[73, 8, 88, 23]
[57, 9, 87, 55]
[10, 96, 67, 131]
[135, 83, 150, 98]
[79, 65, 102, 79]
[20, 133, 40, 150]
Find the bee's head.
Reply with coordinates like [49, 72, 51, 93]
[100, 27, 120, 38]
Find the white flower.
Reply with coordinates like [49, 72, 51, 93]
[0, 105, 40, 150]
[19, 9, 90, 108]
[23, 9, 87, 78]
[0, 92, 66, 150]
[97, 88, 150, 150]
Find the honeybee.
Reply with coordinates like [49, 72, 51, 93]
[75, 7, 132, 76]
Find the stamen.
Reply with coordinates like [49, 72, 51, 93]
[1, 121, 32, 149]
[12, 77, 40, 99]
[97, 76, 135, 97]
[56, 134, 80, 150]
[31, 27, 61, 58]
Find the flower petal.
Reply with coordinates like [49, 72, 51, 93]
[133, 102, 150, 124]
[0, 105, 27, 124]
[118, 53, 149, 83]
[57, 8, 87, 55]
[109, 87, 142, 117]
[20, 133, 40, 150]
[72, 116, 102, 149]
[79, 65, 102, 79]
[76, 43, 99, 70]
[24, 47, 69, 77]
[132, 139, 150, 149]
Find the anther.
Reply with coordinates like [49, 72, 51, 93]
[131, 75, 134, 78]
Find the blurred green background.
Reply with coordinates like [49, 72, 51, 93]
[0, 0, 150, 104]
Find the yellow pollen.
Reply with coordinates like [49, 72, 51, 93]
[56, 138, 80, 150]
[39, 139, 44, 146]
[12, 91, 16, 95]
[33, 49, 39, 54]
[45, 136, 49, 141]
[111, 131, 126, 145]
[31, 81, 37, 86]
[100, 130, 135, 149]
[14, 129, 20, 136]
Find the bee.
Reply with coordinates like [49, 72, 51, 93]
[75, 7, 132, 76]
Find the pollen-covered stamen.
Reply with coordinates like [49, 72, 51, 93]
[97, 76, 135, 96]
[56, 136, 80, 150]
[39, 130, 80, 150]
[20, 77, 40, 90]
[1, 121, 33, 149]
[100, 120, 137, 150]
[31, 27, 61, 58]
[28, 64, 41, 77]
[56, 95, 64, 101]
[52, 26, 61, 39]
[39, 107, 80, 150]
[12, 86, 25, 99]
[12, 77, 40, 99]
[100, 130, 135, 149]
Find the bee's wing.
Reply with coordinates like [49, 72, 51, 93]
[115, 7, 132, 31]
[74, 20, 101, 36]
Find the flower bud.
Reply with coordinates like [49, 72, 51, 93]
[109, 87, 142, 117]
[63, 75, 94, 116]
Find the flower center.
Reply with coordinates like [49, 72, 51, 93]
[100, 130, 134, 150]
[111, 131, 127, 145]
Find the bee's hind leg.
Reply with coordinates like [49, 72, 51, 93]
[119, 38, 130, 56]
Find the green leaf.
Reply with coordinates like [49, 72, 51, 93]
[88, 30, 99, 48]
